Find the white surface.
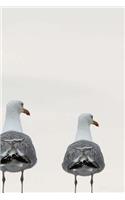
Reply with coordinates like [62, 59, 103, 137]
[1, 8, 124, 192]
[0, 0, 125, 7]
[0, 193, 125, 200]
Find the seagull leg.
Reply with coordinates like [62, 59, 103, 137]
[90, 174, 94, 193]
[2, 171, 6, 193]
[20, 170, 24, 193]
[74, 175, 78, 193]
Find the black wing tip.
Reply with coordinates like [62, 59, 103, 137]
[0, 155, 12, 164]
[12, 154, 31, 163]
[68, 162, 83, 170]
[68, 160, 99, 170]
[0, 154, 31, 164]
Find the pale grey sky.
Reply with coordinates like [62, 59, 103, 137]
[1, 8, 124, 192]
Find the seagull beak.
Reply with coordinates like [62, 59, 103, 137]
[92, 120, 99, 127]
[22, 108, 30, 116]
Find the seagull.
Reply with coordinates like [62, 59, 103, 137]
[0, 100, 37, 193]
[62, 113, 105, 193]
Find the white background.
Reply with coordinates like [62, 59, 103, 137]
[0, 0, 124, 199]
[0, 0, 125, 6]
[1, 7, 123, 192]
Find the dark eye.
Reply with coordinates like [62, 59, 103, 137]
[21, 103, 24, 107]
[91, 115, 93, 119]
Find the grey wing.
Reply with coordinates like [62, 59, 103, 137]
[0, 131, 37, 167]
[85, 145, 105, 170]
[62, 146, 82, 171]
[16, 136, 37, 167]
[20, 136, 37, 166]
[68, 147, 98, 170]
[62, 141, 105, 174]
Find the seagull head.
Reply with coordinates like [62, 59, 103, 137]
[6, 100, 30, 116]
[78, 113, 99, 127]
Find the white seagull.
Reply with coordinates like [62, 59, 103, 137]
[0, 100, 37, 193]
[62, 113, 105, 193]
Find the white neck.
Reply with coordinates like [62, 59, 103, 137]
[3, 110, 23, 133]
[75, 121, 92, 141]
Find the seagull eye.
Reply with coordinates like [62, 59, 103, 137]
[91, 115, 93, 119]
[21, 103, 24, 107]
